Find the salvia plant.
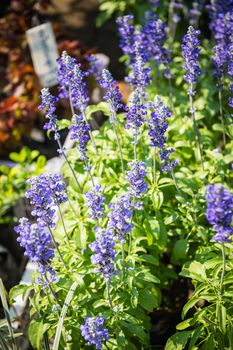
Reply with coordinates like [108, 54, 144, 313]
[9, 2, 233, 350]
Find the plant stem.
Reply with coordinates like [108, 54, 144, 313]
[121, 241, 125, 278]
[57, 204, 69, 242]
[44, 273, 61, 306]
[134, 132, 138, 161]
[106, 280, 113, 309]
[112, 115, 125, 173]
[47, 225, 68, 269]
[218, 89, 226, 146]
[168, 77, 175, 114]
[83, 112, 98, 154]
[189, 84, 204, 170]
[84, 159, 95, 187]
[171, 169, 181, 195]
[57, 139, 82, 192]
[153, 148, 157, 184]
[220, 242, 226, 295]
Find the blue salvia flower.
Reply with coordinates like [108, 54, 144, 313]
[84, 184, 105, 220]
[87, 54, 105, 80]
[108, 194, 134, 242]
[181, 26, 202, 95]
[89, 227, 117, 281]
[126, 37, 151, 89]
[212, 44, 227, 88]
[148, 96, 178, 172]
[149, 0, 160, 8]
[57, 51, 89, 113]
[81, 316, 110, 349]
[227, 43, 233, 108]
[38, 88, 60, 140]
[125, 90, 147, 137]
[207, 1, 233, 33]
[69, 114, 90, 162]
[126, 160, 148, 208]
[25, 174, 68, 228]
[148, 96, 171, 149]
[160, 149, 179, 173]
[206, 184, 233, 242]
[15, 218, 57, 282]
[189, 1, 204, 27]
[116, 15, 136, 62]
[99, 69, 123, 123]
[142, 12, 172, 77]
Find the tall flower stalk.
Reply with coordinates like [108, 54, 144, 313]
[182, 26, 204, 169]
[99, 69, 125, 173]
[39, 88, 82, 192]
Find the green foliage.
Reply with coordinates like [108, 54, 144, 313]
[0, 147, 46, 222]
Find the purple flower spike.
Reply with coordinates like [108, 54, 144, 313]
[81, 316, 110, 349]
[15, 218, 56, 283]
[87, 54, 105, 80]
[84, 184, 105, 220]
[159, 149, 179, 173]
[125, 90, 147, 136]
[57, 51, 89, 113]
[26, 174, 68, 228]
[116, 15, 136, 62]
[206, 184, 233, 242]
[39, 88, 60, 140]
[181, 26, 202, 94]
[126, 160, 148, 202]
[99, 69, 123, 123]
[148, 96, 171, 149]
[89, 227, 117, 281]
[108, 194, 134, 242]
[69, 114, 90, 161]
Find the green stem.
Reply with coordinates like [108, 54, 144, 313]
[121, 241, 125, 278]
[57, 204, 69, 241]
[189, 84, 204, 170]
[44, 273, 61, 306]
[168, 77, 175, 114]
[106, 280, 113, 309]
[220, 242, 226, 296]
[57, 139, 82, 193]
[47, 225, 68, 269]
[134, 132, 137, 161]
[84, 159, 95, 187]
[153, 148, 157, 184]
[218, 89, 226, 147]
[112, 115, 124, 173]
[83, 112, 98, 154]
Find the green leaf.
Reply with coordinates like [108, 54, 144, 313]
[176, 318, 193, 330]
[171, 239, 188, 263]
[57, 119, 72, 131]
[120, 321, 149, 345]
[138, 288, 160, 312]
[152, 191, 164, 210]
[182, 295, 200, 319]
[85, 102, 111, 120]
[165, 331, 192, 350]
[180, 261, 206, 282]
[9, 284, 33, 303]
[28, 319, 44, 350]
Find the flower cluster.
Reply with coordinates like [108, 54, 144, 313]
[15, 218, 56, 282]
[99, 69, 123, 123]
[69, 114, 90, 162]
[126, 160, 148, 202]
[39, 88, 59, 140]
[87, 54, 105, 80]
[81, 316, 109, 349]
[26, 174, 67, 228]
[181, 26, 202, 93]
[116, 15, 136, 62]
[142, 11, 171, 77]
[148, 96, 171, 149]
[148, 96, 178, 173]
[57, 51, 89, 113]
[206, 184, 233, 242]
[108, 194, 134, 242]
[89, 227, 117, 281]
[84, 184, 105, 220]
[188, 1, 204, 27]
[125, 90, 147, 136]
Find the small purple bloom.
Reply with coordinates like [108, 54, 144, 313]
[26, 174, 67, 228]
[125, 89, 147, 136]
[39, 88, 60, 140]
[116, 15, 136, 62]
[181, 26, 202, 94]
[126, 160, 148, 201]
[206, 184, 233, 242]
[87, 54, 106, 80]
[15, 218, 56, 282]
[108, 194, 134, 242]
[81, 316, 110, 349]
[159, 148, 179, 173]
[84, 184, 105, 219]
[89, 227, 117, 281]
[69, 114, 90, 161]
[99, 69, 123, 123]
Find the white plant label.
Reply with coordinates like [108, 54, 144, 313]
[26, 22, 59, 87]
